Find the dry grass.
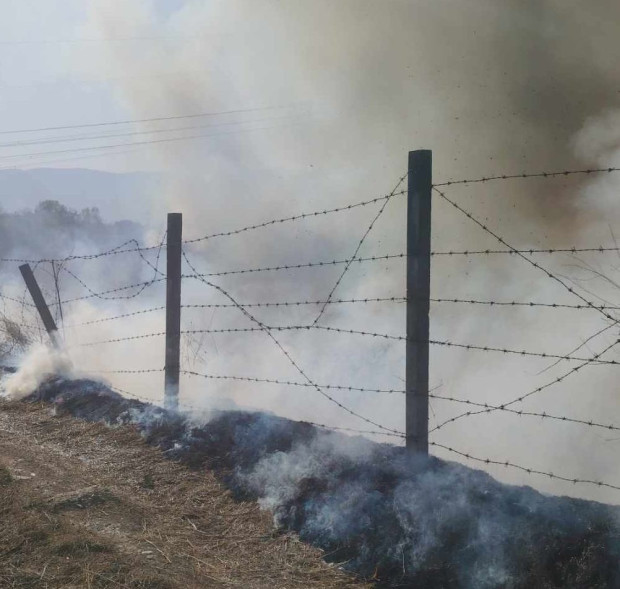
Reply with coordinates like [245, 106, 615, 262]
[0, 399, 367, 588]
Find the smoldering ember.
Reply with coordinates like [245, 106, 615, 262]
[2, 1, 620, 588]
[3, 375, 620, 588]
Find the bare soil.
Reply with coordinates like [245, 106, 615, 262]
[0, 399, 366, 588]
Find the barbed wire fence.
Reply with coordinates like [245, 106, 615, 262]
[4, 153, 620, 494]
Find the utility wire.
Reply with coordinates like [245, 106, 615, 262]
[0, 104, 295, 135]
[0, 119, 295, 166]
[0, 112, 299, 150]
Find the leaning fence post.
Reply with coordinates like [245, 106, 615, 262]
[164, 213, 183, 411]
[19, 263, 61, 349]
[406, 150, 432, 455]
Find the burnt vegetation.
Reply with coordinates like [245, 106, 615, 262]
[22, 377, 620, 588]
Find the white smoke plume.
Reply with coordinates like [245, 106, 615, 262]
[3, 0, 620, 505]
[23, 381, 620, 587]
[2, 343, 73, 401]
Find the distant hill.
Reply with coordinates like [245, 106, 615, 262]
[0, 168, 157, 222]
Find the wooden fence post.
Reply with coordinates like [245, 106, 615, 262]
[19, 263, 61, 349]
[406, 150, 432, 454]
[164, 213, 183, 411]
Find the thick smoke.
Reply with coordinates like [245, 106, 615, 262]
[0, 200, 140, 264]
[0, 201, 163, 373]
[2, 344, 73, 400]
[19, 378, 620, 588]
[4, 0, 620, 502]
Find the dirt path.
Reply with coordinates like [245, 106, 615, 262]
[0, 400, 365, 588]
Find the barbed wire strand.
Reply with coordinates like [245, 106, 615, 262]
[181, 369, 620, 433]
[180, 296, 620, 311]
[430, 297, 620, 311]
[433, 183, 620, 428]
[97, 367, 620, 435]
[181, 249, 404, 436]
[429, 393, 620, 433]
[181, 246, 620, 280]
[313, 173, 409, 326]
[52, 278, 165, 306]
[536, 322, 617, 375]
[0, 238, 144, 264]
[131, 324, 620, 366]
[0, 293, 35, 307]
[182, 253, 407, 279]
[429, 338, 620, 433]
[182, 370, 406, 393]
[63, 306, 166, 328]
[432, 246, 620, 256]
[107, 384, 403, 438]
[133, 234, 167, 278]
[59, 231, 166, 303]
[182, 296, 406, 310]
[3, 168, 617, 265]
[0, 188, 411, 266]
[78, 331, 166, 346]
[5, 242, 620, 268]
[433, 186, 618, 324]
[435, 166, 620, 187]
[431, 441, 620, 491]
[164, 295, 620, 311]
[185, 190, 408, 245]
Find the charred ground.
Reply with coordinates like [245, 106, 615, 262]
[5, 377, 618, 588]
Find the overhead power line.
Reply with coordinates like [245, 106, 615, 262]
[0, 35, 202, 46]
[0, 104, 296, 135]
[0, 113, 300, 150]
[0, 120, 295, 165]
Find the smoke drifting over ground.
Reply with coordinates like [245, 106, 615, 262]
[2, 344, 73, 400]
[0, 201, 161, 366]
[2, 0, 620, 505]
[18, 377, 620, 588]
[63, 0, 620, 502]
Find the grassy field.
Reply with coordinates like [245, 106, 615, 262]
[0, 399, 364, 588]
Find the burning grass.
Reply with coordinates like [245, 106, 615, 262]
[11, 377, 620, 587]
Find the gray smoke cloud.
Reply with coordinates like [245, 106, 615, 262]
[5, 0, 620, 503]
[20, 379, 620, 588]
